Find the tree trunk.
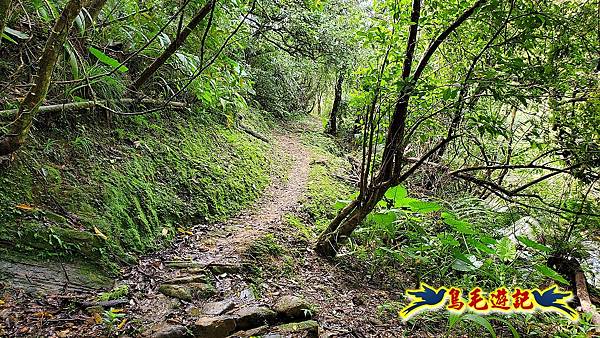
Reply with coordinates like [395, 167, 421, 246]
[315, 0, 486, 257]
[131, 0, 214, 90]
[0, 0, 86, 156]
[326, 72, 344, 135]
[315, 185, 388, 256]
[85, 0, 108, 26]
[0, 0, 12, 46]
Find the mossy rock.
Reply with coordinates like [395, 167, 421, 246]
[270, 320, 319, 336]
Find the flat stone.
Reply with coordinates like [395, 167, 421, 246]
[166, 275, 207, 284]
[192, 316, 236, 337]
[159, 283, 215, 301]
[266, 320, 319, 338]
[230, 325, 268, 337]
[151, 324, 190, 338]
[273, 295, 312, 319]
[184, 267, 207, 274]
[159, 284, 192, 301]
[234, 306, 277, 330]
[165, 261, 204, 269]
[203, 300, 235, 315]
[209, 262, 242, 274]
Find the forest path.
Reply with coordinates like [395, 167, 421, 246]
[121, 124, 320, 336]
[2, 121, 408, 337]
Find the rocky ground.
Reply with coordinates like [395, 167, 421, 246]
[0, 126, 415, 337]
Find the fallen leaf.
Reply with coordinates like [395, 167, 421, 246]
[93, 313, 102, 324]
[177, 227, 192, 235]
[16, 204, 35, 211]
[117, 318, 127, 330]
[94, 227, 108, 240]
[57, 329, 70, 338]
[161, 228, 169, 236]
[33, 311, 53, 319]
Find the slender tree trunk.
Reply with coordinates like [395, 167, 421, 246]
[326, 72, 344, 135]
[0, 0, 12, 46]
[0, 0, 87, 156]
[131, 0, 214, 90]
[85, 0, 107, 26]
[315, 0, 486, 257]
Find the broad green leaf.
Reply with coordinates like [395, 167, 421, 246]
[516, 235, 551, 253]
[405, 199, 441, 213]
[368, 211, 396, 227]
[437, 233, 459, 246]
[1, 33, 17, 44]
[467, 238, 495, 254]
[496, 237, 516, 262]
[535, 264, 569, 285]
[480, 236, 498, 245]
[4, 27, 29, 39]
[451, 254, 482, 272]
[64, 43, 80, 80]
[333, 199, 351, 210]
[89, 47, 128, 72]
[442, 213, 476, 235]
[384, 184, 407, 201]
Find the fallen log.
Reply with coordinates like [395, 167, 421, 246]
[239, 124, 269, 143]
[0, 98, 189, 116]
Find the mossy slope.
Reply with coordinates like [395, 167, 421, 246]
[0, 111, 271, 271]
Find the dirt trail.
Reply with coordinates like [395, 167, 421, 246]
[121, 131, 313, 333]
[1, 126, 410, 337]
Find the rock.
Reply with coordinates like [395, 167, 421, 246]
[203, 300, 235, 315]
[165, 261, 204, 269]
[189, 282, 216, 299]
[159, 284, 192, 301]
[234, 306, 277, 330]
[166, 275, 207, 284]
[151, 324, 190, 338]
[265, 320, 319, 338]
[192, 316, 236, 337]
[239, 288, 255, 301]
[184, 267, 207, 274]
[209, 262, 242, 274]
[159, 283, 215, 301]
[273, 295, 312, 319]
[229, 325, 268, 337]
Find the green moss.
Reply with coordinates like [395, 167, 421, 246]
[284, 213, 314, 240]
[301, 131, 354, 231]
[0, 110, 271, 272]
[97, 285, 129, 301]
[247, 233, 284, 257]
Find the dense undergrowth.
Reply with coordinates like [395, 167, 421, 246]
[299, 121, 599, 337]
[0, 110, 271, 272]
